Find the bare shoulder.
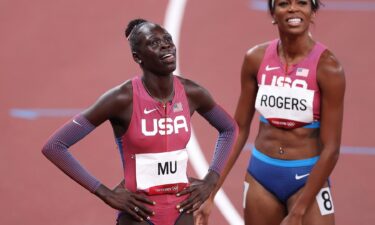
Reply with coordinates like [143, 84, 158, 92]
[241, 42, 269, 77]
[97, 79, 133, 109]
[176, 76, 209, 97]
[244, 42, 269, 64]
[114, 79, 133, 107]
[317, 49, 345, 83]
[83, 79, 133, 125]
[175, 76, 215, 113]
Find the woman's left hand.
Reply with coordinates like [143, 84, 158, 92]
[176, 171, 219, 214]
[193, 197, 214, 225]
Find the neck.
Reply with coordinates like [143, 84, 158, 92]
[278, 32, 314, 65]
[141, 74, 174, 103]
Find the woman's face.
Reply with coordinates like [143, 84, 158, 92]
[134, 23, 177, 75]
[272, 0, 314, 35]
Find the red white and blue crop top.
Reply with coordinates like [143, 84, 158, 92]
[255, 39, 326, 129]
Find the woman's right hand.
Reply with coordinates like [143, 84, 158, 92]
[95, 182, 155, 222]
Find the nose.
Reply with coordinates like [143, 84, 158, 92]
[161, 40, 173, 49]
[288, 2, 298, 12]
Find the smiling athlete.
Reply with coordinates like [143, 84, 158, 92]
[195, 1, 345, 225]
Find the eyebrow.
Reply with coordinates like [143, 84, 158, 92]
[145, 32, 171, 40]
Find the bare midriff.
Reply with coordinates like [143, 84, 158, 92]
[255, 122, 320, 160]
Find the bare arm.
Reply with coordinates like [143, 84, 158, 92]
[211, 45, 263, 197]
[41, 84, 130, 193]
[193, 45, 264, 225]
[285, 50, 346, 219]
[42, 82, 155, 221]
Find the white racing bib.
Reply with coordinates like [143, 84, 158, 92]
[255, 85, 314, 127]
[135, 149, 189, 195]
[316, 187, 335, 215]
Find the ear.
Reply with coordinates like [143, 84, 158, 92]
[272, 17, 277, 25]
[311, 12, 316, 23]
[271, 14, 277, 25]
[132, 52, 142, 64]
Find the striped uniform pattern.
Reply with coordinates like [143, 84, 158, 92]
[201, 105, 238, 174]
[42, 114, 101, 193]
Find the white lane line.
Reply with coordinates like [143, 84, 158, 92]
[164, 1, 244, 224]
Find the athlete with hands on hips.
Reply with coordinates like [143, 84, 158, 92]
[195, 0, 345, 225]
[42, 18, 238, 225]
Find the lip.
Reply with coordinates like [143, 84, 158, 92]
[160, 52, 176, 63]
[160, 53, 174, 59]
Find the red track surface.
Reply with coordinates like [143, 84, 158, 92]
[1, 1, 375, 224]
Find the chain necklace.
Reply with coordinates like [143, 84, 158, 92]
[142, 78, 175, 105]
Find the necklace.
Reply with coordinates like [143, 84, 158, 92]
[142, 79, 175, 104]
[279, 146, 285, 155]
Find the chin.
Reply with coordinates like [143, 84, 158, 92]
[160, 66, 176, 75]
[281, 27, 307, 36]
[167, 63, 176, 71]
